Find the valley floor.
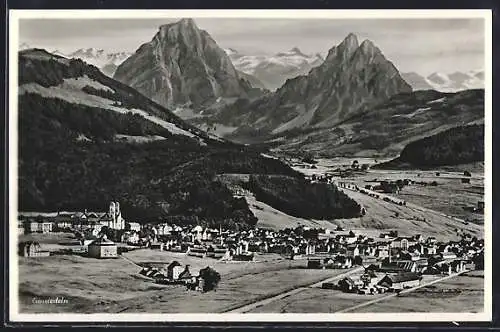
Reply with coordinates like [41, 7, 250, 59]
[18, 240, 484, 314]
[16, 157, 486, 315]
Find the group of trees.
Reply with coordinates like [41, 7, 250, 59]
[199, 267, 221, 292]
[398, 124, 484, 167]
[20, 93, 177, 144]
[245, 175, 361, 220]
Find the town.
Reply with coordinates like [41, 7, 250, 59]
[18, 195, 484, 299]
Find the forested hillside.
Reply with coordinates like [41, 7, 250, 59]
[374, 124, 484, 169]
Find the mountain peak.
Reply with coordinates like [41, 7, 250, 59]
[114, 17, 250, 108]
[325, 33, 359, 62]
[342, 33, 359, 49]
[289, 47, 305, 55]
[179, 18, 196, 27]
[359, 39, 378, 55]
[159, 18, 199, 34]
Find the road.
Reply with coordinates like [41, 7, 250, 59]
[224, 266, 364, 313]
[335, 270, 469, 313]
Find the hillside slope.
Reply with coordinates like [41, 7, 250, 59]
[373, 124, 484, 169]
[17, 49, 301, 229]
[271, 89, 485, 158]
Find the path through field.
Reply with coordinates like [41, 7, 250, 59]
[335, 270, 469, 313]
[224, 266, 364, 313]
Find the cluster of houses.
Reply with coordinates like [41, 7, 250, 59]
[139, 262, 217, 292]
[311, 231, 484, 295]
[18, 201, 128, 236]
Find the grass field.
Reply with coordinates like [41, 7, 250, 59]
[354, 270, 484, 313]
[18, 241, 349, 313]
[280, 159, 485, 241]
[246, 271, 484, 314]
[334, 188, 482, 241]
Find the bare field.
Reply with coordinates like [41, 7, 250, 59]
[19, 246, 348, 313]
[334, 189, 482, 241]
[247, 287, 386, 313]
[354, 168, 484, 224]
[354, 271, 484, 313]
[286, 159, 485, 241]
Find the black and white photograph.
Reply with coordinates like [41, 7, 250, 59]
[8, 9, 492, 322]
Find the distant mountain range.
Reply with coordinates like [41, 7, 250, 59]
[19, 43, 132, 77]
[401, 70, 484, 92]
[224, 47, 324, 91]
[18, 19, 485, 160]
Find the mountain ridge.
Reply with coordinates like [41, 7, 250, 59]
[113, 18, 253, 109]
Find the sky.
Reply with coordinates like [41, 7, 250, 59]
[18, 17, 485, 75]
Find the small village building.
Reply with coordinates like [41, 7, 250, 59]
[18, 220, 25, 235]
[121, 231, 140, 244]
[18, 241, 50, 257]
[338, 277, 357, 292]
[377, 272, 421, 290]
[441, 251, 457, 260]
[394, 260, 418, 273]
[151, 241, 165, 251]
[306, 243, 316, 255]
[391, 237, 416, 250]
[232, 252, 255, 261]
[188, 245, 207, 258]
[346, 244, 361, 257]
[307, 258, 324, 269]
[334, 255, 353, 269]
[191, 225, 203, 242]
[206, 245, 230, 260]
[88, 237, 118, 259]
[360, 270, 381, 287]
[126, 222, 141, 232]
[166, 261, 184, 280]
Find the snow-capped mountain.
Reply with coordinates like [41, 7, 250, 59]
[19, 45, 133, 77]
[402, 70, 484, 92]
[63, 48, 132, 76]
[225, 47, 324, 91]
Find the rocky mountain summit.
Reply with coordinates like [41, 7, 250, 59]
[211, 33, 412, 139]
[113, 18, 253, 109]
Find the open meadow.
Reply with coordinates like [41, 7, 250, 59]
[18, 237, 351, 313]
[354, 270, 484, 313]
[287, 158, 484, 241]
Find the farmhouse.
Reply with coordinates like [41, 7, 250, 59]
[27, 220, 53, 234]
[166, 261, 184, 280]
[18, 241, 50, 257]
[338, 277, 357, 292]
[307, 258, 324, 269]
[206, 245, 230, 260]
[88, 237, 118, 259]
[18, 220, 25, 235]
[378, 272, 421, 290]
[126, 222, 141, 232]
[188, 245, 207, 258]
